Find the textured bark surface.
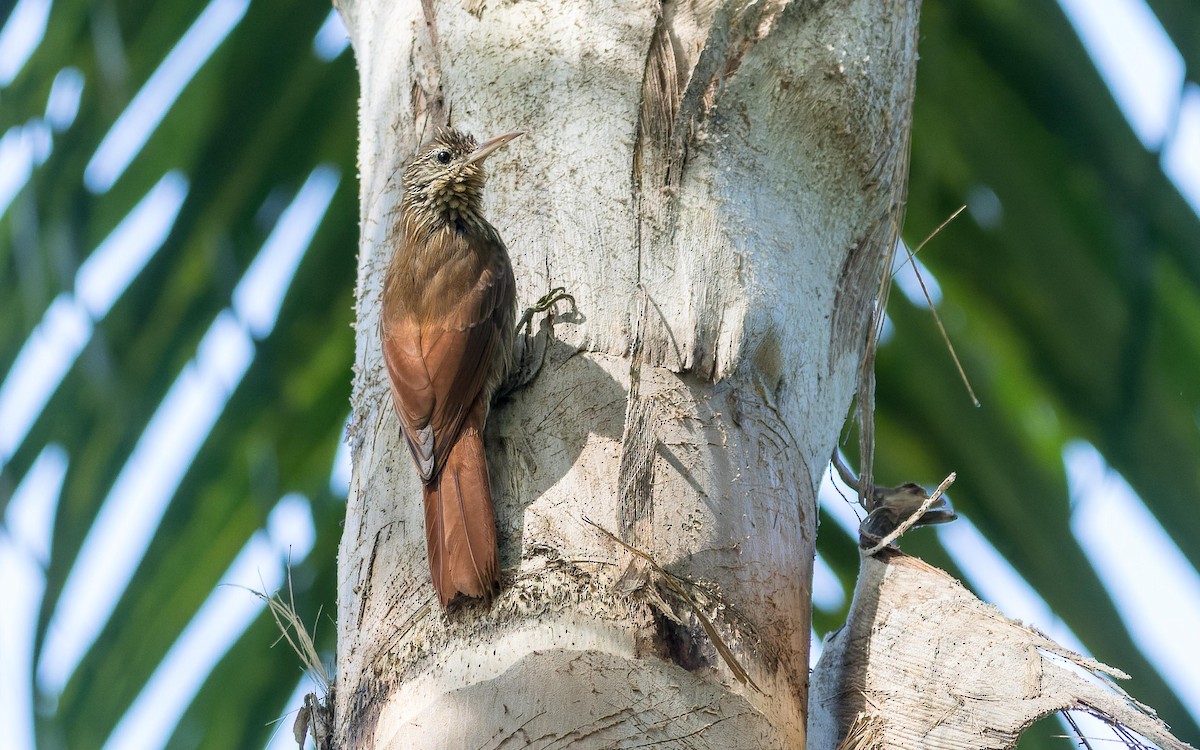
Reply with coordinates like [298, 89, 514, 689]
[808, 552, 1196, 750]
[334, 0, 919, 747]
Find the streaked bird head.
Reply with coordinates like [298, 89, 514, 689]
[401, 128, 523, 231]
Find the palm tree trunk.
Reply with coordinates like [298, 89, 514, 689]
[332, 1, 919, 746]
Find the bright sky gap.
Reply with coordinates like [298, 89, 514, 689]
[77, 171, 189, 318]
[1056, 0, 1184, 150]
[891, 244, 943, 308]
[268, 493, 317, 562]
[36, 312, 255, 696]
[0, 123, 43, 220]
[0, 539, 41, 750]
[1067, 441, 1200, 719]
[233, 166, 341, 339]
[100, 533, 283, 750]
[0, 0, 51, 86]
[329, 414, 352, 498]
[0, 172, 188, 466]
[1162, 84, 1200, 215]
[0, 66, 76, 219]
[937, 516, 1085, 654]
[83, 0, 249, 193]
[44, 67, 84, 131]
[36, 166, 337, 698]
[966, 184, 1003, 230]
[100, 494, 316, 750]
[0, 445, 67, 750]
[818, 456, 863, 539]
[811, 552, 845, 612]
[312, 9, 349, 62]
[0, 296, 91, 465]
[4, 444, 67, 565]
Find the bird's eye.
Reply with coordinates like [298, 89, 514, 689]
[435, 150, 452, 164]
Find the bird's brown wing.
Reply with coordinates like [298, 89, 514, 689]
[381, 249, 512, 483]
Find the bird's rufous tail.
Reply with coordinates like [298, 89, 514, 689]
[422, 412, 499, 608]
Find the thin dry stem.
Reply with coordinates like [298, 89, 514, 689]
[852, 203, 975, 506]
[238, 567, 331, 694]
[1062, 710, 1097, 750]
[900, 239, 980, 407]
[890, 204, 966, 277]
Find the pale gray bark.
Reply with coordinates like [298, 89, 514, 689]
[333, 0, 918, 747]
[808, 553, 1196, 750]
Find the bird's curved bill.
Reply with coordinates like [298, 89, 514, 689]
[465, 131, 524, 164]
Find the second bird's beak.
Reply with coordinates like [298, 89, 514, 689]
[465, 131, 524, 165]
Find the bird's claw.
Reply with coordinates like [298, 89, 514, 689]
[517, 287, 575, 335]
[499, 287, 577, 399]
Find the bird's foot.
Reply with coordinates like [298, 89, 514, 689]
[499, 287, 577, 399]
[516, 287, 575, 336]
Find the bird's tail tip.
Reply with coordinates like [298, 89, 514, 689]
[422, 429, 500, 608]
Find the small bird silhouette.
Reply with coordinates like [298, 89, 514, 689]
[381, 128, 521, 608]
